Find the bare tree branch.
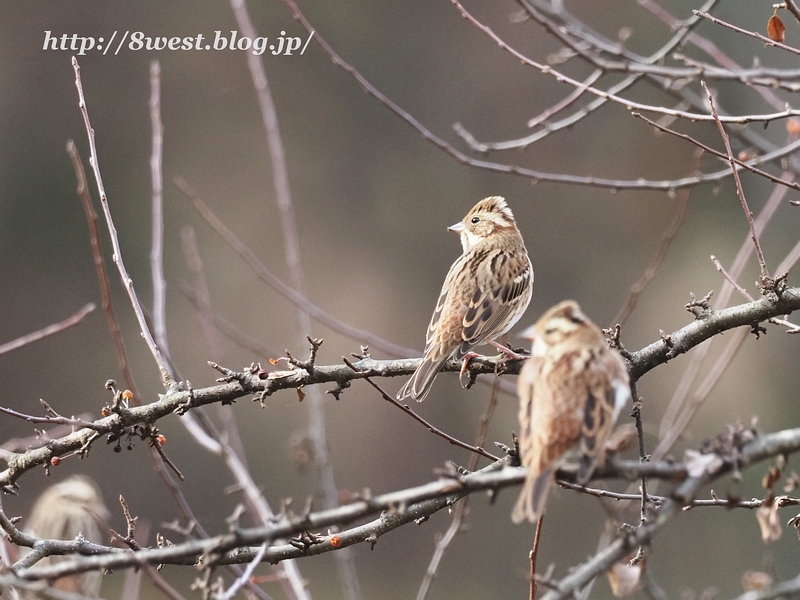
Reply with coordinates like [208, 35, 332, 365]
[0, 287, 798, 491]
[7, 427, 800, 585]
[72, 57, 174, 390]
[0, 303, 95, 357]
[694, 10, 800, 55]
[66, 141, 137, 397]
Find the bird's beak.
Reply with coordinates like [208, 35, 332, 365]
[448, 222, 466, 233]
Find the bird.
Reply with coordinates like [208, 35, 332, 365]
[511, 300, 630, 524]
[397, 196, 533, 402]
[21, 475, 110, 598]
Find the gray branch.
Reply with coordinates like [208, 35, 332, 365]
[8, 427, 800, 586]
[1, 288, 799, 491]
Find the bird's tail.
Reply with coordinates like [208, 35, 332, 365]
[396, 357, 447, 402]
[511, 469, 553, 524]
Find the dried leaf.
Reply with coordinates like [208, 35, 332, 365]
[756, 496, 783, 543]
[608, 560, 643, 597]
[741, 570, 772, 591]
[763, 467, 781, 490]
[297, 387, 306, 402]
[768, 14, 786, 43]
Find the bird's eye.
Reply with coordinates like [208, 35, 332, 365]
[471, 216, 480, 224]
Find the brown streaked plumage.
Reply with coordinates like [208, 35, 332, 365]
[512, 300, 630, 524]
[397, 196, 533, 402]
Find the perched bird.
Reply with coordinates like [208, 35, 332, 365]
[397, 196, 533, 402]
[21, 475, 110, 598]
[512, 300, 630, 524]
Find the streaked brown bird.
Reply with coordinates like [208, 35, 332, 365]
[512, 300, 630, 524]
[21, 475, 110, 598]
[397, 196, 533, 402]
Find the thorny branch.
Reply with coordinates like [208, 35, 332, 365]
[6, 427, 800, 585]
[538, 427, 800, 600]
[1, 288, 799, 490]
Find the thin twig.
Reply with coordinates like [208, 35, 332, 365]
[0, 406, 100, 430]
[525, 69, 603, 129]
[72, 57, 174, 389]
[175, 176, 416, 358]
[416, 379, 502, 600]
[149, 60, 171, 369]
[276, 0, 800, 193]
[656, 173, 791, 445]
[454, 0, 800, 124]
[150, 437, 184, 481]
[702, 81, 770, 281]
[456, 0, 715, 152]
[530, 515, 544, 600]
[611, 159, 694, 327]
[711, 256, 753, 301]
[179, 281, 280, 359]
[66, 141, 137, 397]
[694, 11, 800, 55]
[631, 112, 800, 192]
[220, 543, 267, 600]
[180, 225, 253, 462]
[0, 303, 95, 357]
[229, 2, 358, 595]
[344, 358, 500, 462]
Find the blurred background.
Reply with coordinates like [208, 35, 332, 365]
[1, 1, 800, 598]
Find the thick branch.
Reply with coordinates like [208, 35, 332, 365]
[1, 289, 798, 489]
[11, 427, 800, 584]
[541, 427, 800, 599]
[628, 287, 800, 381]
